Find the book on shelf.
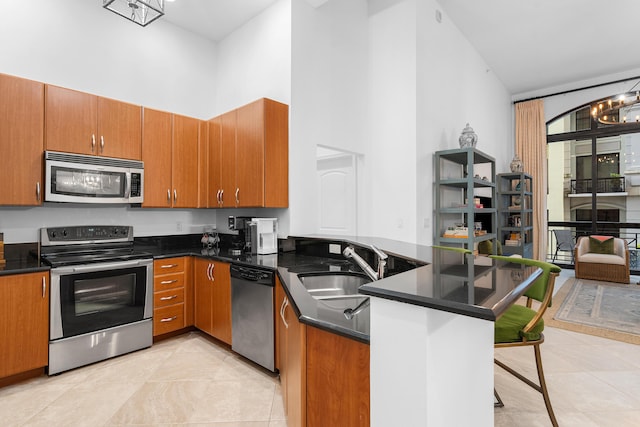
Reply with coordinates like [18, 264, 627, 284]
[505, 239, 521, 246]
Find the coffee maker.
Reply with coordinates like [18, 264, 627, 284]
[228, 216, 253, 254]
[248, 218, 278, 255]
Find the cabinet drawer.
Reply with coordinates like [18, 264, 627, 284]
[154, 257, 185, 274]
[154, 287, 185, 308]
[154, 273, 184, 290]
[154, 304, 185, 336]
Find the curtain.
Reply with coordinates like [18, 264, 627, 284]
[515, 100, 547, 261]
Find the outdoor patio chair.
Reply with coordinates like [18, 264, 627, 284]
[552, 229, 574, 262]
[490, 255, 561, 427]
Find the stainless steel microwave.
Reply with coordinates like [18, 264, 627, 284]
[45, 151, 144, 204]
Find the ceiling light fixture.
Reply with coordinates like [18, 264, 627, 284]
[592, 81, 640, 125]
[103, 0, 165, 27]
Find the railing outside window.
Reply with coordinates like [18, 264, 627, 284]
[547, 222, 640, 273]
[570, 177, 626, 194]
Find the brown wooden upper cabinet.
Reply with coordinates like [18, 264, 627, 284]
[208, 98, 288, 208]
[45, 85, 142, 160]
[0, 73, 44, 206]
[142, 109, 201, 208]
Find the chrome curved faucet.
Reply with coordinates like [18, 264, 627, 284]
[342, 244, 388, 281]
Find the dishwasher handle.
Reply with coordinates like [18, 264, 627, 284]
[230, 265, 274, 286]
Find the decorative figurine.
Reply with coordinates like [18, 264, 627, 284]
[510, 154, 523, 172]
[458, 123, 478, 148]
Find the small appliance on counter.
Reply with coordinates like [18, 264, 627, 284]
[227, 216, 253, 255]
[248, 218, 278, 255]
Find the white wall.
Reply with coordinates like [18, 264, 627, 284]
[0, 0, 217, 119]
[367, 0, 417, 243]
[213, 0, 292, 236]
[290, 0, 370, 236]
[290, 0, 513, 244]
[215, 0, 291, 113]
[416, 0, 513, 245]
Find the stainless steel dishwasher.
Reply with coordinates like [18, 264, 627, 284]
[230, 264, 275, 372]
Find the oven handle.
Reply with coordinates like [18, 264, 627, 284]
[67, 259, 149, 273]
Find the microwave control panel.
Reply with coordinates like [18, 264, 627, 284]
[130, 173, 142, 197]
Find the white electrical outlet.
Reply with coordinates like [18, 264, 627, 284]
[329, 244, 341, 254]
[176, 222, 183, 232]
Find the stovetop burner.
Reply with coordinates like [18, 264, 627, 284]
[41, 248, 153, 267]
[40, 225, 151, 267]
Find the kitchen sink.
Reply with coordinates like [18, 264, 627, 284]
[297, 271, 372, 298]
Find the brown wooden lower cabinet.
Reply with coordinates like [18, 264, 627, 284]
[153, 257, 193, 337]
[276, 278, 370, 427]
[194, 258, 232, 344]
[0, 271, 49, 379]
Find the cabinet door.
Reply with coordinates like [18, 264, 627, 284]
[264, 98, 289, 208]
[0, 74, 44, 206]
[0, 272, 49, 378]
[306, 326, 370, 427]
[210, 261, 232, 345]
[275, 278, 286, 372]
[284, 292, 306, 427]
[194, 258, 214, 335]
[45, 85, 97, 155]
[197, 120, 209, 208]
[208, 116, 223, 207]
[235, 99, 265, 207]
[97, 97, 142, 160]
[219, 110, 237, 207]
[142, 108, 173, 207]
[172, 114, 200, 208]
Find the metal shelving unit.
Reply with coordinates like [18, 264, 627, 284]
[434, 147, 497, 252]
[497, 172, 533, 257]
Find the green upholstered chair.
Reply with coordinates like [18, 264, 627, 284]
[489, 255, 561, 427]
[431, 245, 473, 254]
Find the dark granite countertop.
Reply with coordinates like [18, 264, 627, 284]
[0, 243, 48, 276]
[0, 234, 542, 344]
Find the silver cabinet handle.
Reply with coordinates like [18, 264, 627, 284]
[160, 295, 178, 301]
[216, 189, 221, 205]
[167, 189, 171, 204]
[220, 189, 224, 206]
[160, 316, 177, 322]
[280, 297, 289, 329]
[160, 279, 178, 285]
[100, 135, 105, 153]
[160, 264, 178, 269]
[210, 263, 215, 282]
[206, 263, 212, 281]
[173, 189, 177, 203]
[36, 182, 41, 202]
[42, 276, 46, 298]
[91, 134, 96, 152]
[235, 188, 239, 204]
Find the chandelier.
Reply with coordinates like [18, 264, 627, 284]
[103, 0, 165, 27]
[592, 88, 640, 125]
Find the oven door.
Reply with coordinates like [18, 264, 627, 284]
[50, 259, 153, 340]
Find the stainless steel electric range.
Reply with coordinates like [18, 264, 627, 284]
[40, 225, 153, 375]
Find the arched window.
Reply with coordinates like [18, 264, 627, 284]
[546, 94, 640, 272]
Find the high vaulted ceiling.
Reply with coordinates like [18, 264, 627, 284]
[437, 0, 640, 97]
[161, 0, 640, 97]
[163, 0, 279, 42]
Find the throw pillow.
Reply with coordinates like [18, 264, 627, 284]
[588, 235, 615, 254]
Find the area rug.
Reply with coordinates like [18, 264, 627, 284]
[544, 277, 640, 345]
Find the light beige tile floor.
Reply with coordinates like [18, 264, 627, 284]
[1, 270, 638, 426]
